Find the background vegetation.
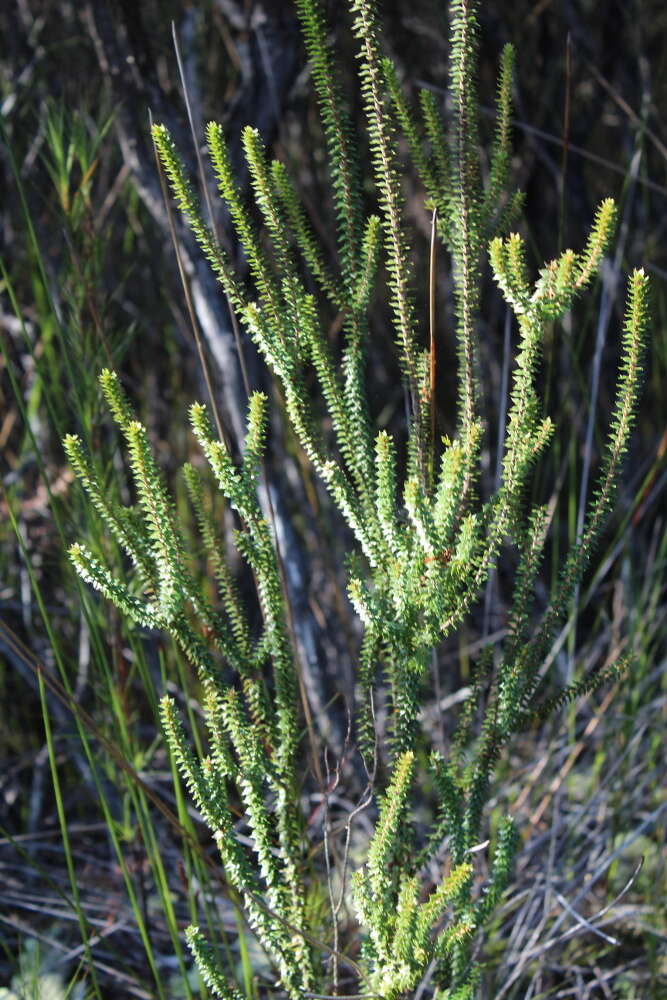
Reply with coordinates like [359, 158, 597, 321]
[1, 0, 665, 997]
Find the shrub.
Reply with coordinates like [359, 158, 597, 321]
[64, 0, 650, 996]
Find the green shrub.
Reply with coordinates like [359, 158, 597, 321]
[64, 0, 650, 996]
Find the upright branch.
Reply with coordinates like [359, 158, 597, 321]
[449, 0, 482, 471]
[349, 0, 423, 468]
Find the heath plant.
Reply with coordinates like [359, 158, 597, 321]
[64, 0, 649, 996]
